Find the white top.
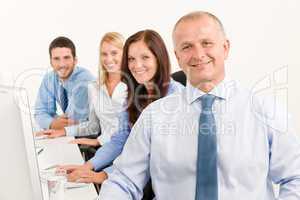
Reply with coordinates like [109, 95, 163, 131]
[65, 81, 127, 145]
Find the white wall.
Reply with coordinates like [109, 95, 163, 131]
[0, 0, 299, 131]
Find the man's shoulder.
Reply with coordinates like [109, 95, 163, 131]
[73, 66, 95, 81]
[168, 79, 184, 95]
[87, 81, 99, 93]
[146, 89, 186, 112]
[226, 81, 285, 119]
[41, 69, 57, 83]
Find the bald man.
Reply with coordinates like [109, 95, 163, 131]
[98, 11, 300, 200]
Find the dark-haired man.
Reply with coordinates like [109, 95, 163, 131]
[35, 36, 94, 130]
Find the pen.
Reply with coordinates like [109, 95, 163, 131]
[37, 148, 44, 155]
[43, 164, 58, 170]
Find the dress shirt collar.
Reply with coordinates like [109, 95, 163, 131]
[58, 66, 79, 87]
[186, 78, 237, 104]
[100, 81, 127, 98]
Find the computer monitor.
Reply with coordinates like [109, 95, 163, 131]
[0, 85, 43, 200]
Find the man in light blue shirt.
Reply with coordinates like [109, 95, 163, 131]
[34, 36, 94, 130]
[99, 11, 300, 199]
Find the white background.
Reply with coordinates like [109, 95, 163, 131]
[0, 0, 299, 132]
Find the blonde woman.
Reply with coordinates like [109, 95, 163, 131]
[59, 30, 184, 186]
[41, 32, 127, 147]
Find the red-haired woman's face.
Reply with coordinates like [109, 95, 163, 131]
[128, 40, 158, 85]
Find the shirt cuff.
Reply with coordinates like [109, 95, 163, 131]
[89, 156, 98, 170]
[97, 134, 111, 146]
[37, 117, 53, 130]
[97, 136, 103, 146]
[103, 166, 114, 174]
[64, 125, 78, 137]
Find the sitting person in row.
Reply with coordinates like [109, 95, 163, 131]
[69, 32, 127, 147]
[99, 11, 300, 200]
[35, 36, 95, 131]
[57, 29, 184, 185]
[39, 32, 127, 149]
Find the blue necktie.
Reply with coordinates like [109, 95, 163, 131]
[195, 94, 218, 200]
[60, 85, 68, 113]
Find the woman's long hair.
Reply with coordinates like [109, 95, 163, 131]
[121, 30, 171, 125]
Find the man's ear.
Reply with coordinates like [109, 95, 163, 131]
[174, 50, 181, 65]
[223, 39, 230, 60]
[174, 49, 179, 59]
[50, 57, 53, 68]
[74, 57, 78, 65]
[175, 50, 184, 70]
[174, 50, 183, 70]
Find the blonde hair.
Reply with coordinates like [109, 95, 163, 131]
[98, 32, 124, 85]
[172, 11, 226, 41]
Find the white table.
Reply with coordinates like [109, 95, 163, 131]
[35, 136, 98, 200]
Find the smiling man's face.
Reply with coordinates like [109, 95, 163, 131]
[50, 47, 77, 81]
[173, 15, 230, 90]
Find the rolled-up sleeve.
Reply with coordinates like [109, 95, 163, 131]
[90, 111, 131, 171]
[98, 107, 152, 199]
[268, 118, 300, 199]
[262, 95, 300, 199]
[34, 76, 57, 129]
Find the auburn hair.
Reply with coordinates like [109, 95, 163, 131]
[121, 30, 171, 125]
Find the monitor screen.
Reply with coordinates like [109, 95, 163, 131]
[0, 85, 43, 200]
